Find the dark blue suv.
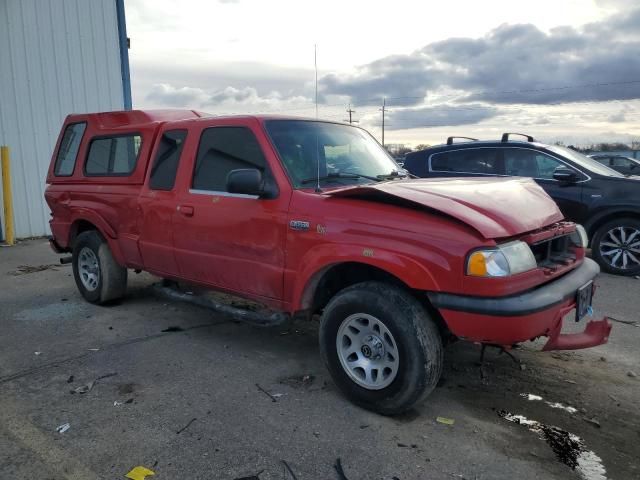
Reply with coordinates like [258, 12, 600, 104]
[403, 133, 640, 276]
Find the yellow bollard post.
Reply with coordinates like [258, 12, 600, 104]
[1, 145, 15, 245]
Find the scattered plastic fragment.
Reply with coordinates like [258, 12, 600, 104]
[67, 375, 74, 383]
[436, 416, 455, 425]
[56, 423, 70, 433]
[334, 458, 350, 480]
[161, 326, 184, 333]
[282, 460, 299, 480]
[125, 466, 155, 480]
[627, 371, 637, 378]
[70, 372, 117, 394]
[34, 352, 41, 356]
[233, 470, 264, 480]
[176, 417, 197, 434]
[256, 383, 278, 402]
[114, 398, 134, 407]
[583, 417, 601, 428]
[88, 348, 100, 352]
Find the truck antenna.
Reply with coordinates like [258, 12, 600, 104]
[314, 44, 321, 193]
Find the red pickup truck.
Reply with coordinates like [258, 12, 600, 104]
[45, 110, 611, 414]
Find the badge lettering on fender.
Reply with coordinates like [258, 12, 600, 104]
[289, 220, 310, 231]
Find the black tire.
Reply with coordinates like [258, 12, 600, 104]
[591, 217, 640, 276]
[72, 230, 128, 304]
[319, 281, 443, 415]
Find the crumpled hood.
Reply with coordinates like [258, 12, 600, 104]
[324, 177, 564, 239]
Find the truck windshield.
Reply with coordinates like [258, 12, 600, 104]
[265, 120, 402, 188]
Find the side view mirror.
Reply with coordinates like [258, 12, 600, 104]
[226, 168, 264, 196]
[553, 166, 579, 184]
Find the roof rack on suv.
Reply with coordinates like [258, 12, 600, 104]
[446, 136, 478, 145]
[501, 132, 535, 143]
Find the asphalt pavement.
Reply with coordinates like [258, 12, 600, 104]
[1, 239, 638, 480]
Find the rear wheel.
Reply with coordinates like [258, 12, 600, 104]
[72, 230, 127, 304]
[591, 218, 640, 276]
[319, 281, 443, 415]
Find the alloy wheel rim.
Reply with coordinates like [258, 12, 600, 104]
[336, 313, 400, 390]
[78, 247, 100, 291]
[599, 226, 640, 270]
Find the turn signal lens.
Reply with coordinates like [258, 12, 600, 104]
[467, 251, 489, 276]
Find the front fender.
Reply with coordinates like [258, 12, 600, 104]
[289, 243, 448, 311]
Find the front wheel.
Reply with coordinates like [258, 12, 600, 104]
[319, 281, 443, 415]
[591, 218, 640, 276]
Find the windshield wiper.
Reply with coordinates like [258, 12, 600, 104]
[376, 169, 411, 180]
[300, 171, 381, 185]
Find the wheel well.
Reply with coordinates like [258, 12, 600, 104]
[69, 220, 98, 247]
[587, 211, 640, 243]
[304, 262, 449, 334]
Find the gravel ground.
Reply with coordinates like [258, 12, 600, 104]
[0, 239, 638, 480]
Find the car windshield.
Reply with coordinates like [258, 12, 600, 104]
[265, 120, 402, 188]
[547, 145, 625, 177]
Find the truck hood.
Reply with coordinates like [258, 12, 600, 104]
[324, 177, 563, 239]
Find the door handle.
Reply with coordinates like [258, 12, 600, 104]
[177, 205, 194, 217]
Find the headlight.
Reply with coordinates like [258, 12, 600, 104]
[467, 241, 537, 277]
[570, 224, 588, 248]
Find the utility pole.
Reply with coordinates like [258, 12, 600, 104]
[344, 104, 358, 125]
[379, 98, 387, 147]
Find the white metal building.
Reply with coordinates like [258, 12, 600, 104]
[0, 0, 131, 239]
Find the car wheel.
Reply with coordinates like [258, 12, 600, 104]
[72, 230, 128, 304]
[591, 218, 640, 276]
[319, 281, 443, 415]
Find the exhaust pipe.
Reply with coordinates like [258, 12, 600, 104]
[60, 256, 72, 265]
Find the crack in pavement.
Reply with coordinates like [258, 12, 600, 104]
[0, 321, 230, 385]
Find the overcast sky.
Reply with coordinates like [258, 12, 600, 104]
[126, 0, 640, 147]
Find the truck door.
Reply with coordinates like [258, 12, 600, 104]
[171, 122, 288, 300]
[137, 128, 188, 276]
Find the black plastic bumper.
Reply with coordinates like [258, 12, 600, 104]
[427, 258, 600, 317]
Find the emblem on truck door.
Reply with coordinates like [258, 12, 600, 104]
[289, 220, 310, 231]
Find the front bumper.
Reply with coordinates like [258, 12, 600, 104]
[427, 258, 612, 350]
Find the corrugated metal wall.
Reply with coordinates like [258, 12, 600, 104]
[0, 0, 126, 238]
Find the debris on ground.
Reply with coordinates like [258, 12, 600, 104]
[583, 417, 601, 428]
[34, 351, 41, 356]
[334, 458, 350, 480]
[161, 326, 184, 333]
[114, 398, 134, 407]
[436, 416, 455, 425]
[520, 393, 577, 414]
[176, 417, 197, 435]
[55, 422, 70, 433]
[627, 371, 637, 378]
[9, 264, 59, 275]
[125, 466, 156, 480]
[233, 469, 264, 480]
[67, 375, 74, 383]
[499, 411, 607, 480]
[256, 383, 279, 402]
[279, 374, 315, 389]
[70, 372, 117, 394]
[281, 460, 299, 480]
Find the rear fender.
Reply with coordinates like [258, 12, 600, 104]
[291, 243, 442, 310]
[68, 210, 125, 265]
